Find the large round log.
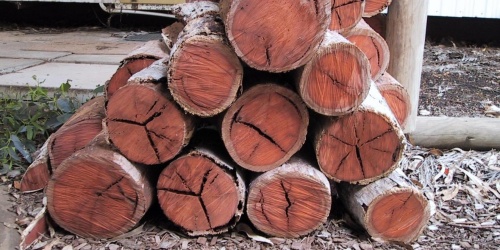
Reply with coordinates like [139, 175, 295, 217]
[375, 73, 411, 129]
[46, 133, 154, 239]
[339, 168, 431, 243]
[295, 30, 371, 116]
[106, 59, 195, 165]
[329, 0, 365, 32]
[315, 83, 406, 184]
[221, 83, 309, 172]
[48, 96, 105, 171]
[106, 40, 169, 99]
[157, 147, 245, 236]
[219, 0, 331, 72]
[246, 157, 332, 238]
[343, 19, 390, 81]
[168, 13, 243, 117]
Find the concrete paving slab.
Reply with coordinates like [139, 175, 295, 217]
[0, 58, 44, 74]
[0, 49, 71, 60]
[54, 54, 124, 65]
[0, 62, 118, 90]
[0, 185, 20, 250]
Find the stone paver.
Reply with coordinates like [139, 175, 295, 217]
[0, 49, 70, 61]
[0, 58, 44, 74]
[0, 62, 118, 90]
[0, 185, 19, 250]
[54, 54, 124, 65]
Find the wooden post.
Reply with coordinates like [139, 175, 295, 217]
[385, 0, 429, 133]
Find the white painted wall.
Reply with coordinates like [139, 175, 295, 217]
[428, 0, 500, 18]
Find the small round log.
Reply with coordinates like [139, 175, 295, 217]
[329, 0, 365, 32]
[46, 133, 154, 239]
[221, 83, 309, 172]
[48, 96, 105, 171]
[315, 83, 406, 184]
[246, 157, 332, 238]
[106, 59, 195, 165]
[295, 30, 371, 116]
[20, 139, 51, 193]
[339, 168, 430, 243]
[363, 0, 392, 17]
[168, 13, 243, 117]
[157, 148, 245, 236]
[375, 73, 411, 129]
[343, 19, 390, 81]
[106, 40, 169, 99]
[219, 0, 331, 72]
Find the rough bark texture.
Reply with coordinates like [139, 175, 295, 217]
[106, 59, 195, 165]
[168, 13, 243, 117]
[343, 18, 390, 81]
[363, 0, 392, 17]
[220, 0, 331, 72]
[315, 83, 406, 184]
[246, 157, 331, 238]
[329, 0, 365, 32]
[221, 83, 309, 172]
[157, 147, 245, 236]
[46, 133, 154, 239]
[48, 96, 106, 171]
[106, 40, 169, 99]
[339, 168, 431, 243]
[295, 30, 371, 116]
[375, 73, 411, 129]
[20, 139, 51, 193]
[170, 1, 220, 23]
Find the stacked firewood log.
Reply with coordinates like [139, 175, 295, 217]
[21, 0, 430, 244]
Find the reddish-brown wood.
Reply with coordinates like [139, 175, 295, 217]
[340, 168, 430, 243]
[168, 13, 243, 117]
[343, 19, 390, 81]
[246, 157, 331, 238]
[363, 0, 392, 17]
[219, 0, 331, 72]
[106, 40, 169, 99]
[295, 30, 371, 116]
[329, 0, 365, 32]
[106, 59, 195, 165]
[48, 96, 105, 171]
[315, 83, 406, 184]
[20, 139, 51, 193]
[375, 73, 411, 129]
[157, 148, 245, 236]
[46, 133, 154, 239]
[221, 83, 309, 172]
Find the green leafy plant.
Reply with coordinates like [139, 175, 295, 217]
[0, 77, 83, 174]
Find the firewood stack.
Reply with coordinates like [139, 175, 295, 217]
[21, 0, 429, 244]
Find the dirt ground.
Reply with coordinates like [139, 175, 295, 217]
[1, 16, 500, 250]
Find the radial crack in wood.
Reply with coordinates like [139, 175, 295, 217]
[329, 0, 365, 32]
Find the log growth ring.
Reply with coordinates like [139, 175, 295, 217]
[330, 0, 364, 32]
[222, 84, 309, 172]
[106, 85, 190, 165]
[316, 110, 404, 184]
[365, 187, 430, 243]
[347, 33, 389, 81]
[106, 58, 157, 99]
[169, 37, 243, 117]
[378, 84, 411, 128]
[247, 166, 332, 238]
[157, 153, 242, 235]
[300, 47, 370, 116]
[46, 153, 149, 239]
[224, 0, 331, 72]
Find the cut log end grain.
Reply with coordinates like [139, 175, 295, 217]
[221, 0, 331, 72]
[157, 151, 245, 236]
[316, 111, 404, 184]
[298, 31, 371, 116]
[106, 58, 157, 98]
[366, 188, 429, 242]
[106, 85, 194, 165]
[169, 39, 242, 117]
[46, 145, 153, 239]
[363, 0, 392, 17]
[20, 161, 50, 193]
[375, 73, 411, 128]
[246, 160, 331, 238]
[330, 0, 365, 32]
[221, 84, 309, 172]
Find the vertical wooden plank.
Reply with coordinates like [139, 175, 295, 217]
[385, 0, 429, 133]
